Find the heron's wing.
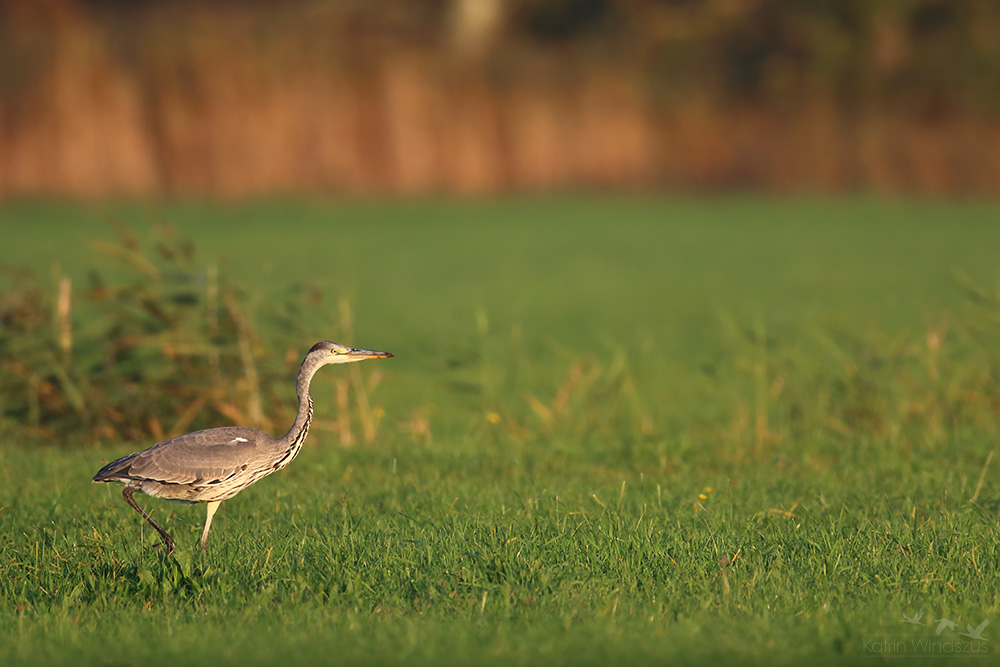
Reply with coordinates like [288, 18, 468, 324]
[95, 427, 274, 486]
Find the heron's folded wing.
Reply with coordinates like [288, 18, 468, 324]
[124, 427, 271, 486]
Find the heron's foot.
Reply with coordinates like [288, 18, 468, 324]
[152, 538, 177, 556]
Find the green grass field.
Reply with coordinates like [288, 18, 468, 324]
[3, 197, 1000, 665]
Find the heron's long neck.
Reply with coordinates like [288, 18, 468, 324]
[279, 360, 318, 451]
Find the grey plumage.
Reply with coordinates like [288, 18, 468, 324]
[93, 341, 393, 555]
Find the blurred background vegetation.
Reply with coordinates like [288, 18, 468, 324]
[1, 0, 999, 197]
[4, 198, 1000, 450]
[2, 1, 1000, 447]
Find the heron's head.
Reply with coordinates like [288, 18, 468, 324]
[308, 341, 394, 365]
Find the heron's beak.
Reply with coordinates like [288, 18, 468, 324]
[345, 347, 394, 360]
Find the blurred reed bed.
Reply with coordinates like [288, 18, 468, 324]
[0, 224, 387, 446]
[0, 0, 998, 198]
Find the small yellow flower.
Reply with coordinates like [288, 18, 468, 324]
[372, 407, 385, 420]
[487, 411, 502, 425]
[698, 493, 708, 501]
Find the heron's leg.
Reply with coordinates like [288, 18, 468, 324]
[200, 501, 221, 553]
[122, 487, 176, 556]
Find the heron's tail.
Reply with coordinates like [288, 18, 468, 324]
[92, 452, 140, 483]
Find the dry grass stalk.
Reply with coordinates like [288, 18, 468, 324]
[56, 275, 72, 356]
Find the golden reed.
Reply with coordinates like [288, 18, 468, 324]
[1, 3, 997, 198]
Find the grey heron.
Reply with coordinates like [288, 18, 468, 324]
[93, 341, 393, 554]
